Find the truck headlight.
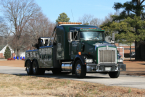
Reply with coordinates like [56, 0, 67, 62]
[85, 59, 93, 63]
[118, 58, 123, 62]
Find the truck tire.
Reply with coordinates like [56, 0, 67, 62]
[109, 71, 120, 78]
[52, 68, 61, 74]
[32, 60, 41, 75]
[26, 60, 33, 75]
[75, 60, 86, 78]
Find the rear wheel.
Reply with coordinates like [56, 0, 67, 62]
[109, 71, 120, 78]
[75, 60, 86, 78]
[32, 60, 41, 75]
[26, 60, 33, 75]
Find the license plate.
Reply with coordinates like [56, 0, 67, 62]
[105, 67, 111, 71]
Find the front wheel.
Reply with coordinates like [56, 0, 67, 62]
[109, 71, 120, 78]
[75, 60, 86, 78]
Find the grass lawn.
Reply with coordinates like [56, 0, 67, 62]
[0, 74, 145, 97]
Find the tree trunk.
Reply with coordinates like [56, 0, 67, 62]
[135, 41, 141, 60]
[130, 43, 131, 61]
[16, 49, 20, 57]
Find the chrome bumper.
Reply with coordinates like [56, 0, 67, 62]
[86, 63, 126, 72]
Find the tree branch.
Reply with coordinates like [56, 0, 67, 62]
[140, 0, 145, 5]
[130, 9, 136, 14]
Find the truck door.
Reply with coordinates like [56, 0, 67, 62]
[70, 31, 79, 57]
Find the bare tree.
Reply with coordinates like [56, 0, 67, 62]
[78, 14, 101, 27]
[101, 13, 114, 26]
[24, 12, 55, 49]
[78, 14, 94, 25]
[0, 17, 8, 35]
[101, 12, 120, 26]
[0, 16, 10, 45]
[90, 18, 102, 27]
[0, 0, 41, 56]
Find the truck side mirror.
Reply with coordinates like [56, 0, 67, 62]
[68, 32, 72, 42]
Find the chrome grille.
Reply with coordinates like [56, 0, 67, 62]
[99, 50, 115, 62]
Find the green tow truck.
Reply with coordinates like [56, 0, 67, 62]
[25, 22, 126, 78]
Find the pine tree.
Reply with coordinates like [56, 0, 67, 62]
[113, 0, 145, 20]
[113, 0, 145, 60]
[101, 0, 145, 60]
[102, 16, 145, 60]
[56, 13, 70, 22]
[4, 46, 11, 59]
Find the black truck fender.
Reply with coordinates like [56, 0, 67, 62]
[72, 55, 86, 74]
[32, 58, 38, 66]
[74, 55, 86, 65]
[25, 59, 31, 67]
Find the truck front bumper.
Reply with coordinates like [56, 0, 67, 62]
[86, 63, 126, 73]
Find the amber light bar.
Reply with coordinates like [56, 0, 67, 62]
[58, 22, 82, 24]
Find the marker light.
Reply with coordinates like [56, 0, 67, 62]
[78, 52, 81, 55]
[58, 22, 82, 25]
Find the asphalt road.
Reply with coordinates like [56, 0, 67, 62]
[0, 66, 145, 89]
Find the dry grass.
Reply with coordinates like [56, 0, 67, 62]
[0, 74, 145, 97]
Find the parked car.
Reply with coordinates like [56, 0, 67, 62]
[117, 50, 123, 63]
[130, 52, 135, 58]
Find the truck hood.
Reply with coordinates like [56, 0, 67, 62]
[82, 41, 116, 48]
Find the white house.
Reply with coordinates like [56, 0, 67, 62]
[19, 52, 25, 58]
[0, 44, 15, 58]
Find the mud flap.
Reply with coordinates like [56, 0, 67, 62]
[118, 62, 126, 71]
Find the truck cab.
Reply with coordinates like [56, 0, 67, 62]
[25, 22, 126, 78]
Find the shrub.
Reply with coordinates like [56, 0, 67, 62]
[4, 46, 11, 59]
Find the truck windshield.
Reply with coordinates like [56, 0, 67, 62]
[80, 31, 104, 41]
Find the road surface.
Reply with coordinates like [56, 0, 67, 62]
[0, 66, 145, 89]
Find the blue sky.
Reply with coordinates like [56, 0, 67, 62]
[35, 0, 134, 23]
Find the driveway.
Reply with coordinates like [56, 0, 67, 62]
[0, 66, 145, 89]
